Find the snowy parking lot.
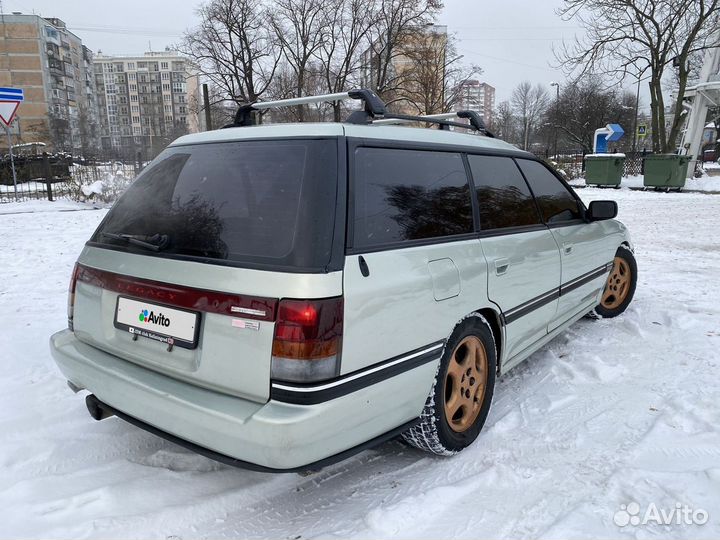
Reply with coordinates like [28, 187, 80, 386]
[1, 185, 719, 539]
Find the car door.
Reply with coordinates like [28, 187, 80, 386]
[469, 155, 561, 369]
[342, 145, 487, 377]
[515, 159, 613, 331]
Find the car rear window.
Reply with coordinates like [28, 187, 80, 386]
[91, 139, 339, 271]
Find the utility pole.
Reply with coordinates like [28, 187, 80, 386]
[5, 125, 18, 197]
[550, 82, 559, 158]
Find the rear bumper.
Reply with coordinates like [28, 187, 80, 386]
[50, 330, 436, 470]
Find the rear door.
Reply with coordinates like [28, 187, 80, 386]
[342, 145, 487, 375]
[515, 159, 612, 330]
[73, 138, 342, 403]
[469, 155, 561, 367]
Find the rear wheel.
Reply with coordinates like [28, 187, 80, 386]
[402, 316, 496, 455]
[593, 245, 637, 318]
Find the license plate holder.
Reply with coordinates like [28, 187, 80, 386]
[113, 296, 200, 349]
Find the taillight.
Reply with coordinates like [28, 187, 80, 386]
[67, 263, 80, 330]
[271, 297, 343, 383]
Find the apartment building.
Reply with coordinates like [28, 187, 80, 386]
[93, 51, 200, 158]
[0, 13, 99, 153]
[456, 80, 495, 125]
[361, 25, 449, 115]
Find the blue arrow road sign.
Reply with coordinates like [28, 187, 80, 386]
[0, 87, 24, 102]
[606, 123, 624, 142]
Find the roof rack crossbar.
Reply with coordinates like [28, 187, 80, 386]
[371, 111, 494, 137]
[227, 88, 387, 127]
[372, 112, 458, 125]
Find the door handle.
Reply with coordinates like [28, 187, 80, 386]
[563, 243, 574, 255]
[494, 258, 509, 275]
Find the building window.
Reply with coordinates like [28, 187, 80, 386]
[131, 105, 139, 113]
[130, 95, 138, 102]
[161, 62, 169, 70]
[163, 94, 171, 102]
[162, 84, 170, 92]
[129, 84, 137, 92]
[128, 73, 136, 81]
[161, 72, 170, 80]
[179, 106, 187, 114]
[127, 62, 135, 70]
[132, 116, 140, 123]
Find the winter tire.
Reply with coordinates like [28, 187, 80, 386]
[594, 245, 637, 318]
[402, 315, 496, 455]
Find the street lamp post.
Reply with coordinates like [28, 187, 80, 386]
[550, 81, 560, 159]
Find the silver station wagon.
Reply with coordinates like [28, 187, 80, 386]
[50, 90, 637, 472]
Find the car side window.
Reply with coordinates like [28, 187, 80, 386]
[516, 159, 583, 224]
[353, 147, 473, 249]
[468, 155, 542, 230]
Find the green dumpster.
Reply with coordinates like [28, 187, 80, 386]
[643, 154, 692, 190]
[584, 154, 625, 187]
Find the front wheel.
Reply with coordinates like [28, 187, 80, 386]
[594, 245, 637, 318]
[402, 316, 496, 455]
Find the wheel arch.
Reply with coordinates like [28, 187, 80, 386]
[469, 307, 504, 374]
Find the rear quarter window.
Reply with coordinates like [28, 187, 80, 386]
[352, 147, 473, 249]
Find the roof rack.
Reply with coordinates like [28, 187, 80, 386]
[225, 87, 494, 137]
[372, 110, 495, 138]
[227, 89, 386, 127]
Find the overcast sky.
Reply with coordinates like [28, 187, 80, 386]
[5, 0, 594, 103]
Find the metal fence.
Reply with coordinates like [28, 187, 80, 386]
[533, 149, 646, 180]
[0, 160, 137, 204]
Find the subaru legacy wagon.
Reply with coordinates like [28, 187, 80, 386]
[50, 94, 636, 472]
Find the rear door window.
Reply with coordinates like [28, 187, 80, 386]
[468, 155, 542, 230]
[516, 159, 583, 224]
[352, 147, 473, 249]
[91, 139, 338, 270]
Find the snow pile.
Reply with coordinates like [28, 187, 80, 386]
[80, 180, 104, 197]
[68, 167, 135, 204]
[0, 189, 719, 538]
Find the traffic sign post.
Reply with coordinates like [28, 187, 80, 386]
[0, 87, 24, 199]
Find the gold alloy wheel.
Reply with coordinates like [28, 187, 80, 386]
[444, 336, 488, 433]
[601, 256, 631, 310]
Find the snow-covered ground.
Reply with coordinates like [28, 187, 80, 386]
[1, 189, 719, 539]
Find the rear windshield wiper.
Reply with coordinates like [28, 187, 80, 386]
[101, 232, 170, 252]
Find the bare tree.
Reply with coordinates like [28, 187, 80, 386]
[512, 81, 550, 151]
[395, 31, 481, 115]
[270, 0, 331, 121]
[180, 0, 280, 105]
[493, 100, 517, 143]
[545, 77, 637, 153]
[315, 0, 374, 121]
[364, 0, 443, 105]
[556, 0, 720, 153]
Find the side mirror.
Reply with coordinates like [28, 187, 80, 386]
[586, 200, 618, 221]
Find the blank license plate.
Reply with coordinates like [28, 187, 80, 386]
[114, 296, 200, 349]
